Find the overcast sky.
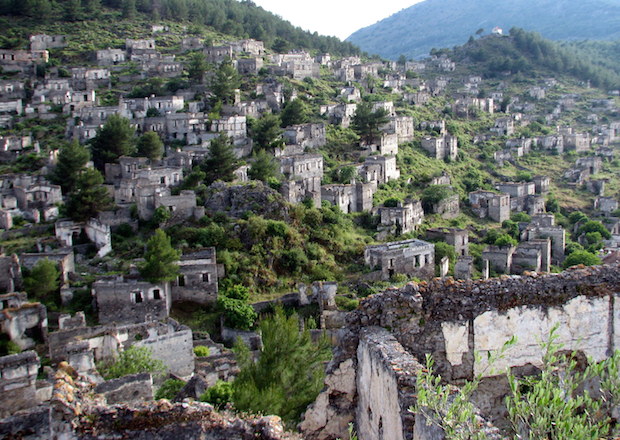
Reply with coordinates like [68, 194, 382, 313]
[251, 0, 423, 40]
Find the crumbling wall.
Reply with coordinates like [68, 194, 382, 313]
[302, 264, 620, 440]
[0, 351, 40, 417]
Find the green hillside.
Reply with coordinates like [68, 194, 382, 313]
[347, 0, 620, 60]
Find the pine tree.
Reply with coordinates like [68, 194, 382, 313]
[250, 114, 284, 150]
[65, 168, 114, 221]
[280, 99, 308, 128]
[121, 0, 136, 19]
[139, 229, 180, 283]
[202, 134, 238, 184]
[50, 140, 90, 193]
[137, 131, 164, 161]
[351, 102, 389, 145]
[23, 258, 59, 301]
[248, 149, 279, 182]
[186, 52, 208, 83]
[232, 308, 331, 425]
[90, 114, 136, 169]
[211, 58, 241, 104]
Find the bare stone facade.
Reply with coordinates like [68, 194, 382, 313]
[377, 200, 424, 238]
[364, 239, 435, 280]
[421, 134, 458, 161]
[469, 190, 511, 222]
[172, 248, 221, 305]
[93, 276, 171, 325]
[279, 154, 323, 207]
[321, 182, 375, 214]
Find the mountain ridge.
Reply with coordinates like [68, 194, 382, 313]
[347, 0, 620, 60]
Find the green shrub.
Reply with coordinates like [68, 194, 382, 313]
[200, 380, 233, 409]
[155, 378, 186, 400]
[217, 295, 257, 330]
[336, 296, 359, 311]
[97, 346, 166, 380]
[563, 250, 601, 269]
[193, 346, 210, 357]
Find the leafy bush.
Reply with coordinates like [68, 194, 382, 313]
[494, 234, 517, 248]
[335, 296, 359, 311]
[217, 295, 257, 330]
[155, 378, 186, 400]
[201, 380, 233, 409]
[97, 346, 166, 380]
[563, 250, 601, 269]
[193, 346, 210, 357]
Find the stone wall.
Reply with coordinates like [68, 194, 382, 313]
[0, 351, 40, 417]
[302, 264, 620, 440]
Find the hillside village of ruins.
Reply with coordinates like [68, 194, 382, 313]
[0, 19, 619, 440]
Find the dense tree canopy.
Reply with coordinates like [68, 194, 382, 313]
[65, 168, 114, 221]
[90, 114, 136, 169]
[139, 229, 181, 283]
[49, 140, 90, 193]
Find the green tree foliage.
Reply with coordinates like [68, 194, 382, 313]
[98, 346, 166, 380]
[90, 114, 136, 169]
[137, 131, 164, 161]
[578, 220, 611, 240]
[563, 250, 601, 269]
[351, 102, 389, 145]
[65, 168, 114, 221]
[186, 52, 208, 83]
[232, 308, 332, 426]
[494, 234, 518, 248]
[248, 149, 279, 183]
[23, 258, 59, 301]
[139, 229, 180, 283]
[211, 58, 240, 104]
[280, 99, 309, 128]
[434, 242, 456, 264]
[568, 211, 589, 225]
[49, 140, 90, 193]
[201, 380, 233, 409]
[217, 284, 256, 330]
[250, 114, 284, 151]
[155, 378, 186, 400]
[121, 0, 136, 18]
[420, 185, 454, 212]
[201, 134, 238, 184]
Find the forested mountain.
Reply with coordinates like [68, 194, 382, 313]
[442, 28, 620, 90]
[347, 0, 620, 60]
[0, 0, 360, 56]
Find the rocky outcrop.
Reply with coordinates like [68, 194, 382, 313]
[204, 181, 290, 220]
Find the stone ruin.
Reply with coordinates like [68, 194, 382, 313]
[301, 263, 620, 440]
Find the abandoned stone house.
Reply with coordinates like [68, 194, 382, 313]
[93, 275, 171, 325]
[172, 248, 221, 305]
[560, 127, 591, 153]
[209, 115, 247, 140]
[339, 86, 361, 103]
[283, 123, 326, 149]
[0, 49, 49, 72]
[427, 227, 469, 257]
[419, 119, 446, 135]
[517, 239, 552, 273]
[0, 135, 35, 163]
[453, 97, 494, 115]
[29, 34, 66, 51]
[181, 37, 204, 51]
[365, 132, 399, 156]
[469, 190, 511, 223]
[364, 239, 435, 281]
[125, 39, 156, 52]
[20, 249, 75, 284]
[0, 292, 47, 351]
[533, 175, 551, 194]
[404, 91, 431, 106]
[538, 134, 564, 153]
[11, 175, 62, 222]
[482, 244, 515, 274]
[595, 196, 618, 215]
[430, 193, 461, 219]
[376, 200, 424, 238]
[229, 39, 265, 56]
[236, 57, 264, 75]
[0, 351, 41, 418]
[522, 220, 566, 265]
[321, 182, 375, 214]
[576, 156, 603, 175]
[320, 103, 357, 128]
[421, 134, 458, 161]
[0, 254, 21, 293]
[124, 95, 185, 117]
[48, 318, 195, 378]
[359, 155, 400, 185]
[96, 48, 126, 65]
[278, 154, 323, 207]
[71, 67, 111, 90]
[0, 80, 25, 100]
[383, 115, 415, 143]
[491, 117, 515, 136]
[149, 189, 202, 223]
[55, 218, 112, 258]
[495, 182, 545, 214]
